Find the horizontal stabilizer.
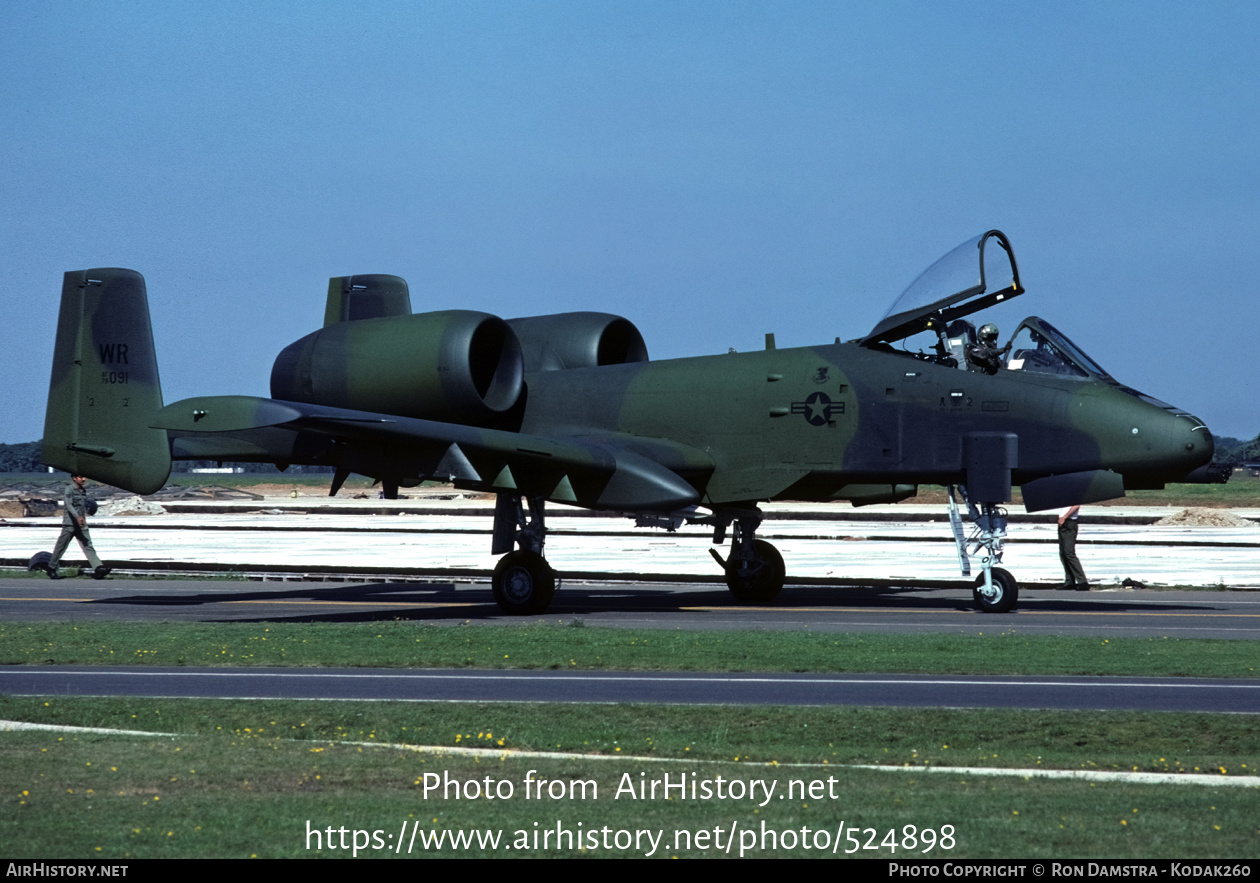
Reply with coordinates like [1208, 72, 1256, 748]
[153, 396, 306, 433]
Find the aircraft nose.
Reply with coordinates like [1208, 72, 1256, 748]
[1155, 409, 1214, 476]
[1084, 389, 1215, 481]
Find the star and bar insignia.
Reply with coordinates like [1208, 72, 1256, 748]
[791, 391, 843, 426]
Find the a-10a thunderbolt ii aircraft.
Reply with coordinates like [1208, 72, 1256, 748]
[43, 230, 1219, 614]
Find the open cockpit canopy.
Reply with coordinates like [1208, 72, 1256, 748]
[855, 231, 1190, 413]
[861, 230, 1023, 347]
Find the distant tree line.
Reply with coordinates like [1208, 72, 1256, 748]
[1212, 435, 1260, 466]
[0, 441, 42, 472]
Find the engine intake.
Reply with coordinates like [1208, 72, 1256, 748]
[507, 312, 648, 373]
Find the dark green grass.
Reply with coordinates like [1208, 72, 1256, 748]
[2, 698, 1257, 858]
[1, 621, 1256, 678]
[5, 696, 1259, 773]
[1118, 472, 1260, 508]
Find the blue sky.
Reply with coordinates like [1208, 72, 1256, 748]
[3, 1, 1257, 443]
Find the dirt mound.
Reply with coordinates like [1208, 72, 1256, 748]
[235, 483, 310, 497]
[0, 498, 59, 518]
[98, 496, 166, 517]
[1154, 508, 1258, 527]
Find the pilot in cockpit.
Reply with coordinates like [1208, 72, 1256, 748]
[965, 323, 1011, 375]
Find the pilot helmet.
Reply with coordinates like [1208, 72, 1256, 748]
[978, 323, 999, 344]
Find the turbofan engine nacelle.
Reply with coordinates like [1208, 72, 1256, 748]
[270, 311, 523, 424]
[506, 312, 648, 373]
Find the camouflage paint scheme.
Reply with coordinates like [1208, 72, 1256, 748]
[41, 232, 1215, 613]
[43, 269, 169, 493]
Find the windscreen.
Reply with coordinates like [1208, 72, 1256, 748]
[1005, 317, 1115, 382]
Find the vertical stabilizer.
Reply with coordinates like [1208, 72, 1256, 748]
[323, 274, 411, 326]
[42, 269, 172, 493]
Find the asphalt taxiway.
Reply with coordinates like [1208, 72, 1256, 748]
[2, 577, 1259, 640]
[2, 497, 1257, 710]
[2, 666, 1257, 713]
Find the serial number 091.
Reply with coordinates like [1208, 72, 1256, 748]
[844, 825, 954, 853]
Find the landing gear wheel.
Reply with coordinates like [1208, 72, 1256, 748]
[492, 550, 556, 615]
[973, 566, 1018, 613]
[726, 540, 785, 603]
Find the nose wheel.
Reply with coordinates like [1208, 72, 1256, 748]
[973, 566, 1018, 614]
[948, 485, 1019, 613]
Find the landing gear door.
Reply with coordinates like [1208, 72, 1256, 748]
[861, 230, 1024, 347]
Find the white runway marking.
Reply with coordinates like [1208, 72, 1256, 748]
[4, 719, 1254, 787]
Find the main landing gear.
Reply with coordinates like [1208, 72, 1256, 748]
[708, 508, 785, 603]
[947, 485, 1019, 613]
[490, 494, 555, 615]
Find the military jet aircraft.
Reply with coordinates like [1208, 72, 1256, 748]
[42, 230, 1218, 614]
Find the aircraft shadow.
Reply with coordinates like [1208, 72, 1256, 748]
[81, 580, 1227, 624]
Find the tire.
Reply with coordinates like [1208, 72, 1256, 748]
[27, 551, 52, 573]
[725, 539, 785, 603]
[491, 550, 556, 615]
[973, 566, 1018, 613]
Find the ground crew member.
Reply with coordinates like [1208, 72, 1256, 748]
[1057, 505, 1089, 591]
[45, 475, 110, 580]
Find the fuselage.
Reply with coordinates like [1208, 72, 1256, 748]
[521, 341, 1213, 507]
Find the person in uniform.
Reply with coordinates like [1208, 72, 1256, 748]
[45, 475, 110, 580]
[965, 323, 1012, 375]
[1057, 505, 1089, 591]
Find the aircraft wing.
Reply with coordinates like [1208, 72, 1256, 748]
[151, 395, 709, 512]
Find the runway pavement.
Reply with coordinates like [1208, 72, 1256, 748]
[2, 666, 1258, 712]
[2, 576, 1260, 640]
[2, 497, 1257, 709]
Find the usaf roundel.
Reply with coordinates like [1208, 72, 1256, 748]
[791, 391, 843, 426]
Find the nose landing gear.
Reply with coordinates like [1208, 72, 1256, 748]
[949, 485, 1019, 613]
